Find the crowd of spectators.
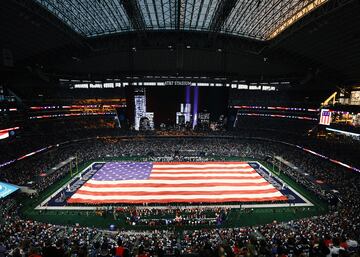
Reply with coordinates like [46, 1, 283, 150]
[0, 135, 359, 256]
[1, 116, 359, 166]
[0, 136, 310, 187]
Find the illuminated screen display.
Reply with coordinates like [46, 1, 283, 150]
[350, 91, 360, 105]
[331, 111, 360, 127]
[134, 95, 146, 130]
[318, 110, 360, 127]
[0, 181, 19, 198]
[319, 109, 332, 125]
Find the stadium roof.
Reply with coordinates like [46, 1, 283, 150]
[32, 0, 328, 40]
[1, 0, 360, 87]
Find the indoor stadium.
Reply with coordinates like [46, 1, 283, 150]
[1, 0, 360, 256]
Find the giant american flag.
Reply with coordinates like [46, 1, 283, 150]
[67, 162, 287, 204]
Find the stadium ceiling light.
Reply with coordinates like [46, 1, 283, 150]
[268, 0, 328, 39]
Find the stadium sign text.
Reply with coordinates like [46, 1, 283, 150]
[164, 81, 192, 86]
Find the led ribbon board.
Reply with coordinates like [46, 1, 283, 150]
[0, 131, 9, 140]
[0, 127, 20, 140]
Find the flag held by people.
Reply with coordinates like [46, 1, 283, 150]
[68, 162, 287, 204]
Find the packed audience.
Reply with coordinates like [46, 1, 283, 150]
[0, 136, 317, 187]
[0, 135, 359, 256]
[1, 115, 359, 167]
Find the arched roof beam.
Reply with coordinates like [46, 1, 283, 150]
[121, 0, 147, 37]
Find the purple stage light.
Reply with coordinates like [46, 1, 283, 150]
[193, 86, 199, 128]
[185, 85, 191, 104]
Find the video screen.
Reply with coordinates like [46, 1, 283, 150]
[0, 181, 19, 198]
[321, 110, 360, 127]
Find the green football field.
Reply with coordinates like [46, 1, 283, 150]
[20, 157, 328, 230]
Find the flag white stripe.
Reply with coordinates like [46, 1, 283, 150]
[78, 184, 275, 192]
[85, 178, 268, 185]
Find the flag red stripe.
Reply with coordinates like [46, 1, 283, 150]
[151, 170, 257, 174]
[67, 195, 288, 204]
[82, 181, 271, 188]
[75, 188, 279, 196]
[152, 167, 252, 170]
